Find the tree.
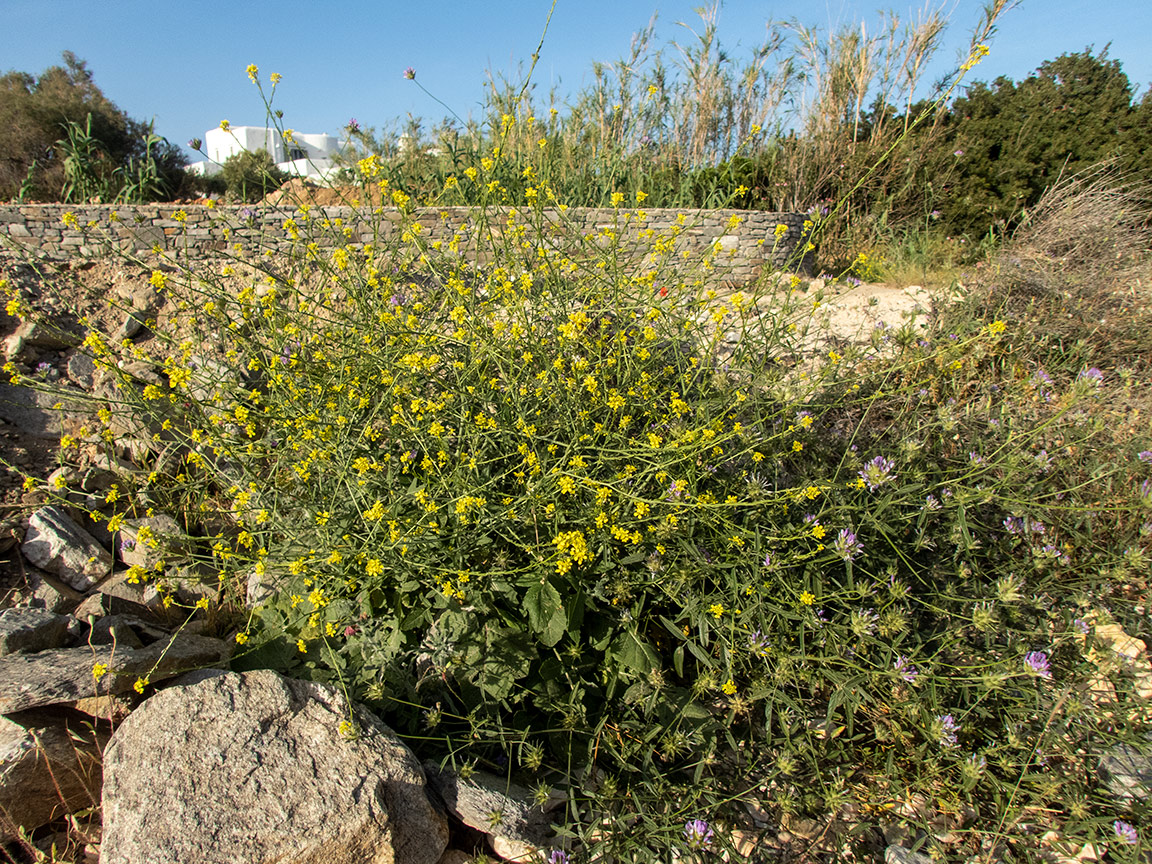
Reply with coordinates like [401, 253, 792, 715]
[939, 49, 1143, 235]
[0, 51, 186, 201]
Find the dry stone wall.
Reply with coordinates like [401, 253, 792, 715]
[0, 204, 814, 283]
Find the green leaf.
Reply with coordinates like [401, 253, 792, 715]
[524, 581, 562, 634]
[611, 629, 659, 673]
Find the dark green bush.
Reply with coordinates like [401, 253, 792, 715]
[220, 148, 289, 203]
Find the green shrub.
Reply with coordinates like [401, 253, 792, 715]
[6, 52, 1151, 864]
[220, 148, 288, 202]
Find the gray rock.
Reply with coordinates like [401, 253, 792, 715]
[1098, 742, 1151, 801]
[0, 633, 230, 713]
[120, 512, 188, 570]
[21, 505, 113, 591]
[100, 670, 449, 864]
[0, 379, 89, 439]
[11, 565, 84, 613]
[0, 710, 106, 839]
[885, 845, 934, 864]
[0, 607, 70, 655]
[87, 615, 146, 649]
[424, 763, 555, 847]
[65, 351, 96, 389]
[11, 319, 82, 351]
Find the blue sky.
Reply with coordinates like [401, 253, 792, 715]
[3, 0, 1149, 159]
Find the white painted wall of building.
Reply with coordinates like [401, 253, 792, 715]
[187, 126, 346, 185]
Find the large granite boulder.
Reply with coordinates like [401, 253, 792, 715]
[100, 670, 448, 864]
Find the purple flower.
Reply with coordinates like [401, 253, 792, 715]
[749, 630, 770, 656]
[35, 361, 52, 374]
[1138, 450, 1152, 464]
[953, 149, 964, 157]
[1077, 366, 1104, 384]
[119, 537, 136, 554]
[547, 850, 571, 864]
[347, 117, 360, 131]
[1113, 820, 1138, 845]
[1139, 478, 1151, 503]
[683, 819, 713, 850]
[968, 451, 984, 466]
[858, 455, 896, 491]
[894, 655, 918, 684]
[762, 551, 772, 568]
[1024, 651, 1052, 679]
[937, 714, 960, 748]
[188, 137, 202, 151]
[1073, 618, 1089, 634]
[833, 528, 863, 561]
[403, 67, 416, 80]
[666, 481, 683, 501]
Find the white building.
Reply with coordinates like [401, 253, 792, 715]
[187, 126, 345, 185]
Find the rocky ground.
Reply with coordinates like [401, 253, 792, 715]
[0, 249, 1146, 863]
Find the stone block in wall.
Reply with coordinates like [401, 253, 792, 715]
[112, 224, 165, 251]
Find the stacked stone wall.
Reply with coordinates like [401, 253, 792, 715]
[0, 204, 814, 283]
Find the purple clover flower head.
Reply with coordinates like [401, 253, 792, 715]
[1140, 478, 1152, 503]
[1024, 651, 1052, 679]
[937, 714, 960, 748]
[403, 67, 416, 80]
[683, 819, 714, 850]
[666, 481, 682, 501]
[858, 455, 896, 491]
[1073, 618, 1089, 634]
[968, 451, 984, 466]
[188, 137, 203, 151]
[833, 527, 863, 561]
[1003, 516, 1023, 534]
[1077, 366, 1104, 384]
[953, 149, 964, 157]
[762, 551, 772, 568]
[1113, 820, 1138, 845]
[894, 655, 918, 684]
[390, 293, 405, 307]
[749, 630, 770, 656]
[1138, 450, 1152, 464]
[119, 537, 136, 554]
[547, 850, 571, 864]
[347, 117, 360, 131]
[35, 361, 52, 375]
[924, 494, 941, 511]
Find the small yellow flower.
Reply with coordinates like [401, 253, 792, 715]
[709, 603, 725, 619]
[988, 319, 1006, 335]
[235, 632, 249, 645]
[133, 677, 149, 694]
[297, 639, 308, 654]
[92, 662, 109, 682]
[799, 591, 815, 606]
[721, 679, 737, 696]
[246, 64, 259, 82]
[219, 119, 230, 131]
[270, 72, 283, 84]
